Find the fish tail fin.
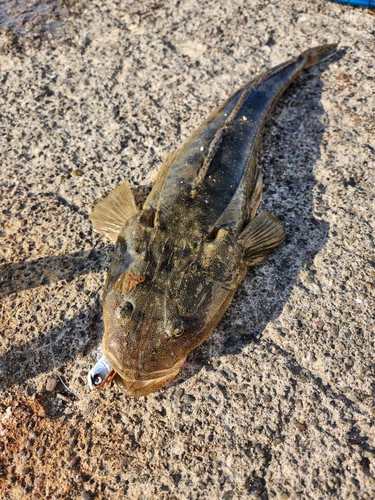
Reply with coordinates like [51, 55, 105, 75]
[301, 43, 338, 69]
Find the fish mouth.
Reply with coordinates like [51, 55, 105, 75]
[107, 356, 187, 397]
[114, 369, 181, 396]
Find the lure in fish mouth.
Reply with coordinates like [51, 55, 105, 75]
[87, 44, 338, 397]
[87, 357, 116, 391]
[88, 355, 186, 396]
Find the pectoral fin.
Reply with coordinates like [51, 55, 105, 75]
[238, 210, 285, 267]
[89, 180, 138, 243]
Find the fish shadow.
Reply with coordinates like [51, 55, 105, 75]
[0, 245, 111, 390]
[172, 52, 344, 391]
[0, 300, 105, 393]
[0, 245, 111, 299]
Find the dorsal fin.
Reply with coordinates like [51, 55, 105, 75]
[89, 181, 138, 243]
[190, 87, 252, 196]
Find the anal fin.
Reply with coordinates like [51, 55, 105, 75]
[238, 210, 285, 267]
[89, 180, 138, 243]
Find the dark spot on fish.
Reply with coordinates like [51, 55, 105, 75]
[114, 236, 127, 257]
[139, 208, 155, 228]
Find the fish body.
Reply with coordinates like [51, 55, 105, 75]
[88, 44, 337, 396]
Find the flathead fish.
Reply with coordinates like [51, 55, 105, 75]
[87, 44, 337, 396]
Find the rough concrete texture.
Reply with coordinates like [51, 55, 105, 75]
[0, 0, 374, 499]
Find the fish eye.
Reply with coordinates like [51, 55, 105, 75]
[167, 317, 185, 338]
[116, 301, 134, 322]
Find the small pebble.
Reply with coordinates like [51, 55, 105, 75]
[46, 377, 58, 392]
[174, 388, 184, 399]
[223, 491, 235, 500]
[264, 424, 273, 436]
[279, 492, 290, 500]
[20, 467, 31, 475]
[81, 492, 93, 500]
[304, 276, 314, 285]
[293, 422, 306, 432]
[70, 456, 81, 468]
[350, 477, 359, 487]
[306, 351, 316, 362]
[21, 451, 31, 462]
[222, 366, 236, 380]
[35, 474, 45, 488]
[71, 169, 84, 177]
[299, 373, 310, 383]
[37, 447, 45, 458]
[330, 325, 339, 337]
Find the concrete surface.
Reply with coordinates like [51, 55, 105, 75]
[0, 0, 374, 499]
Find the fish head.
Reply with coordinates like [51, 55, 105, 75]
[100, 221, 244, 397]
[101, 267, 204, 397]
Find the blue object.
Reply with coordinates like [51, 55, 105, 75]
[329, 0, 375, 7]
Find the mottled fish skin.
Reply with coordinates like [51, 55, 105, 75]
[89, 44, 337, 397]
